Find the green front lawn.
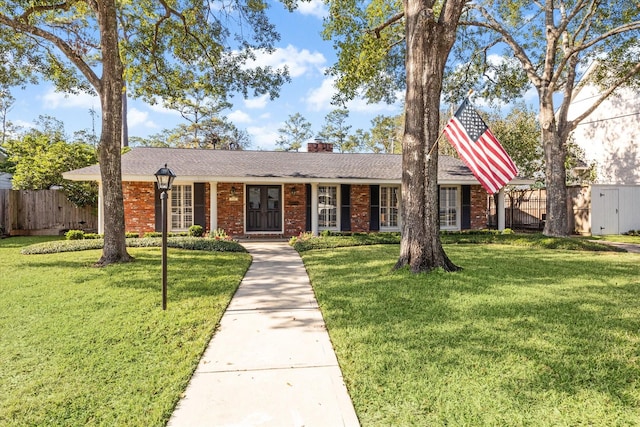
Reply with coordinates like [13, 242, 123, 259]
[0, 237, 251, 426]
[302, 243, 640, 426]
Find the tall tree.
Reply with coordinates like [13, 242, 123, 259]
[366, 114, 403, 154]
[0, 85, 14, 145]
[0, 0, 290, 265]
[276, 113, 313, 152]
[319, 108, 355, 152]
[451, 1, 640, 236]
[325, 0, 467, 273]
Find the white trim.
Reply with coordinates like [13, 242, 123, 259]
[170, 183, 194, 232]
[311, 183, 319, 235]
[210, 182, 218, 231]
[379, 185, 401, 231]
[497, 188, 506, 231]
[317, 184, 340, 232]
[439, 185, 461, 231]
[98, 182, 104, 234]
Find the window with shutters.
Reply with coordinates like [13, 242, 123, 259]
[439, 186, 459, 229]
[318, 185, 338, 229]
[171, 184, 193, 231]
[380, 186, 400, 229]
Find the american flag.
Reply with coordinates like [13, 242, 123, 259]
[443, 99, 518, 194]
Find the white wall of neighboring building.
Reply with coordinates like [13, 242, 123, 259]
[568, 84, 640, 185]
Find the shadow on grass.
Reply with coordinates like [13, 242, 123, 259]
[302, 244, 640, 422]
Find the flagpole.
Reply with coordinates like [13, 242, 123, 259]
[426, 89, 474, 161]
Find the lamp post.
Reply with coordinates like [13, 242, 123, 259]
[154, 164, 176, 310]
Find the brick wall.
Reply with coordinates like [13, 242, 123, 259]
[217, 183, 244, 236]
[469, 185, 488, 229]
[123, 181, 156, 235]
[284, 184, 307, 237]
[350, 185, 370, 232]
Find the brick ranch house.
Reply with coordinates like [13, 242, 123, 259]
[63, 144, 526, 238]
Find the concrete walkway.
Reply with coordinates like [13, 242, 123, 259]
[168, 242, 360, 427]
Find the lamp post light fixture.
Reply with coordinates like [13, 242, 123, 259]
[154, 164, 176, 310]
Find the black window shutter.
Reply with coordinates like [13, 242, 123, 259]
[461, 185, 471, 230]
[194, 183, 206, 228]
[154, 186, 162, 232]
[341, 184, 351, 231]
[369, 185, 380, 231]
[305, 184, 312, 231]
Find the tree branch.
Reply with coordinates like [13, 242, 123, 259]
[0, 13, 100, 90]
[369, 12, 404, 38]
[567, 61, 640, 132]
[463, 6, 542, 88]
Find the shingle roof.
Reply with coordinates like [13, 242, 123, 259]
[63, 146, 513, 185]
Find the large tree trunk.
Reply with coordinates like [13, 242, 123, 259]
[395, 0, 461, 273]
[95, 0, 132, 266]
[540, 101, 569, 237]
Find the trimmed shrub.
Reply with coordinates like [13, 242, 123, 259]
[84, 233, 104, 240]
[125, 232, 139, 238]
[188, 225, 204, 237]
[22, 236, 247, 255]
[65, 230, 85, 240]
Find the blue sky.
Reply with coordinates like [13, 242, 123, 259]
[7, 1, 403, 151]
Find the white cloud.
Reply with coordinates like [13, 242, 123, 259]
[228, 109, 252, 124]
[305, 77, 336, 111]
[247, 125, 280, 150]
[128, 108, 158, 129]
[305, 77, 403, 115]
[42, 88, 98, 110]
[244, 94, 269, 109]
[296, 0, 328, 19]
[248, 44, 326, 78]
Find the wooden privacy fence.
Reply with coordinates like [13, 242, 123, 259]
[0, 189, 98, 236]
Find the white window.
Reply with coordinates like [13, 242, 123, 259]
[318, 185, 338, 229]
[171, 184, 193, 231]
[380, 186, 400, 229]
[439, 186, 458, 229]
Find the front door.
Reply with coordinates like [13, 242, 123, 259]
[246, 185, 282, 232]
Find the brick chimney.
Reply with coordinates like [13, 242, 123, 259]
[307, 137, 333, 153]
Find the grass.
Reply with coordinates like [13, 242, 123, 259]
[588, 234, 640, 244]
[301, 243, 640, 426]
[0, 237, 251, 426]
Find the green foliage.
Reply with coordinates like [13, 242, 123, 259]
[22, 236, 247, 255]
[485, 104, 543, 180]
[124, 232, 139, 239]
[188, 225, 204, 237]
[2, 117, 98, 207]
[276, 113, 313, 152]
[65, 230, 85, 240]
[209, 228, 231, 241]
[323, 0, 406, 105]
[366, 114, 403, 154]
[291, 231, 621, 253]
[318, 109, 358, 152]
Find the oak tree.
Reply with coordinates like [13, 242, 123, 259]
[453, 0, 640, 236]
[0, 0, 290, 265]
[324, 0, 467, 272]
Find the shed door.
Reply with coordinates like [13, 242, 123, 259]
[598, 189, 619, 234]
[246, 185, 282, 232]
